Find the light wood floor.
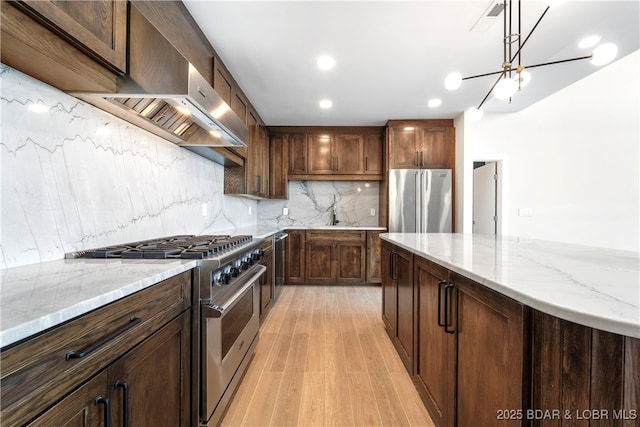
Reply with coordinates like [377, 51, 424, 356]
[221, 285, 436, 427]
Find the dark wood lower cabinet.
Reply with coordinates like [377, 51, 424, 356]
[385, 248, 640, 427]
[414, 257, 455, 427]
[26, 311, 191, 426]
[285, 230, 305, 284]
[452, 272, 526, 427]
[304, 230, 366, 284]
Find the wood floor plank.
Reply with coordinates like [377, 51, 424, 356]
[231, 372, 283, 427]
[220, 285, 435, 427]
[389, 373, 436, 427]
[347, 372, 384, 426]
[298, 372, 327, 426]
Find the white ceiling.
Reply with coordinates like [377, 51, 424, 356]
[182, 1, 639, 126]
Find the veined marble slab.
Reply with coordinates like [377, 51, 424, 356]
[381, 233, 640, 338]
[0, 259, 197, 348]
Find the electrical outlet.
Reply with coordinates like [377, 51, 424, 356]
[283, 207, 289, 216]
[370, 208, 376, 216]
[201, 203, 208, 217]
[518, 208, 533, 217]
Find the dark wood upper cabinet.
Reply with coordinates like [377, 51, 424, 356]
[387, 120, 455, 169]
[364, 134, 383, 175]
[11, 0, 127, 73]
[213, 59, 233, 106]
[269, 134, 288, 199]
[288, 133, 308, 175]
[307, 134, 335, 174]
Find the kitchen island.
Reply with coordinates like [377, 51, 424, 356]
[380, 232, 639, 427]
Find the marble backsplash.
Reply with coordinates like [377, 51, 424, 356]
[258, 180, 380, 228]
[1, 65, 257, 269]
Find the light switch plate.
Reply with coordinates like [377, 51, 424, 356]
[283, 207, 289, 216]
[518, 208, 533, 217]
[370, 208, 376, 216]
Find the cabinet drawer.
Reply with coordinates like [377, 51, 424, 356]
[306, 230, 366, 242]
[0, 270, 192, 426]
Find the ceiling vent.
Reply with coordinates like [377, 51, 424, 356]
[470, 1, 505, 32]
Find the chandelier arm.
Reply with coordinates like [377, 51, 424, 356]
[463, 70, 507, 80]
[509, 6, 550, 64]
[525, 55, 594, 69]
[477, 71, 507, 110]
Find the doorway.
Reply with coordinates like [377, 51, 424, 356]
[473, 161, 498, 234]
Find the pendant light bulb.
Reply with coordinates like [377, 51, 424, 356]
[466, 106, 484, 122]
[494, 77, 518, 100]
[591, 43, 618, 66]
[444, 72, 462, 90]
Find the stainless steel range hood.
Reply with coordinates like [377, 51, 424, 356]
[71, 4, 247, 150]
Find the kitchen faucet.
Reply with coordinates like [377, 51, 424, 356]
[329, 194, 340, 226]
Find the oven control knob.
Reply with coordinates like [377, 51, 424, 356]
[230, 266, 240, 277]
[240, 259, 250, 270]
[221, 273, 231, 284]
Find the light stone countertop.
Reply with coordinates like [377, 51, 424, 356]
[0, 259, 197, 348]
[381, 233, 640, 338]
[0, 226, 387, 349]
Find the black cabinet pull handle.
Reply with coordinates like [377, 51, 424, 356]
[389, 251, 394, 279]
[66, 317, 141, 360]
[94, 396, 111, 427]
[444, 284, 456, 334]
[437, 280, 447, 327]
[115, 381, 130, 427]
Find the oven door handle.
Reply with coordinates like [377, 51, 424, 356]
[275, 233, 289, 242]
[201, 264, 266, 319]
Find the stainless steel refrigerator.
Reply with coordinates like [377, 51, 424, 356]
[388, 169, 452, 233]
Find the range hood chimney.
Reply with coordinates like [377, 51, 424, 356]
[71, 3, 247, 150]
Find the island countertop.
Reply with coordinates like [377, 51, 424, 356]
[380, 233, 640, 338]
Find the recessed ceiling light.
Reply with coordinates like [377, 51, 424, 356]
[319, 99, 333, 109]
[427, 98, 442, 108]
[317, 55, 336, 71]
[579, 35, 600, 49]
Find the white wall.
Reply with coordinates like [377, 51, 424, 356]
[458, 51, 640, 252]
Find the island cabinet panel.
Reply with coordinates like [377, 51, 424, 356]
[381, 240, 414, 372]
[11, 0, 127, 73]
[452, 272, 527, 427]
[285, 230, 305, 284]
[381, 240, 397, 334]
[531, 310, 640, 427]
[1, 271, 192, 426]
[414, 257, 455, 427]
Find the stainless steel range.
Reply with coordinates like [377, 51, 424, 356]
[74, 234, 266, 426]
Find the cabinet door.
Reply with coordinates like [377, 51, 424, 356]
[395, 247, 414, 373]
[213, 60, 233, 106]
[27, 372, 109, 427]
[288, 134, 308, 174]
[260, 249, 273, 316]
[388, 126, 419, 169]
[269, 134, 288, 199]
[306, 240, 335, 283]
[452, 273, 525, 427]
[421, 127, 454, 168]
[381, 241, 396, 335]
[109, 312, 191, 427]
[414, 257, 455, 427]
[258, 126, 270, 198]
[333, 134, 364, 174]
[14, 0, 127, 73]
[366, 231, 382, 283]
[285, 230, 305, 283]
[307, 134, 334, 174]
[246, 111, 259, 196]
[364, 134, 383, 175]
[336, 241, 366, 283]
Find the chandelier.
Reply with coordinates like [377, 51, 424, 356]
[444, 0, 619, 120]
